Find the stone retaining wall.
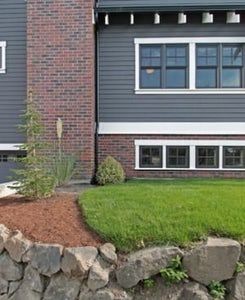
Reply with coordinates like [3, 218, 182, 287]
[0, 224, 244, 300]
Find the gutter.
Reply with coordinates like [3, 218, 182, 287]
[95, 5, 245, 13]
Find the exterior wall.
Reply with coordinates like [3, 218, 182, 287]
[27, 0, 95, 180]
[98, 13, 245, 122]
[98, 134, 245, 178]
[0, 0, 26, 144]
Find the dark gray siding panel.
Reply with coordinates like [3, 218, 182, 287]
[98, 23, 245, 122]
[0, 0, 26, 143]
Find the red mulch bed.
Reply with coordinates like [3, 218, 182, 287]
[0, 193, 103, 248]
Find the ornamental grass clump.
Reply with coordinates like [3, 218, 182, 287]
[96, 156, 125, 186]
[11, 91, 55, 200]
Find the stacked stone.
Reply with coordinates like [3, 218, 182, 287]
[0, 224, 244, 300]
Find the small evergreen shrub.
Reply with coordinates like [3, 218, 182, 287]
[236, 262, 245, 273]
[12, 91, 55, 200]
[143, 279, 155, 289]
[96, 156, 125, 186]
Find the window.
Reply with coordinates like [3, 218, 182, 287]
[223, 146, 245, 168]
[196, 146, 219, 168]
[0, 155, 8, 162]
[166, 146, 189, 168]
[136, 38, 245, 93]
[0, 41, 6, 74]
[196, 44, 244, 89]
[196, 45, 218, 88]
[139, 146, 162, 168]
[140, 45, 188, 89]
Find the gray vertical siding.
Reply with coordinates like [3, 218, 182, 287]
[98, 19, 245, 122]
[0, 0, 26, 143]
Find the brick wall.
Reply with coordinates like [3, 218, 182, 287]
[98, 135, 245, 178]
[27, 0, 95, 180]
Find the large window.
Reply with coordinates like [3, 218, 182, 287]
[139, 146, 162, 168]
[166, 146, 189, 168]
[196, 44, 244, 89]
[136, 38, 245, 93]
[136, 141, 245, 170]
[223, 146, 245, 168]
[140, 45, 188, 89]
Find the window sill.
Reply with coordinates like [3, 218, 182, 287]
[135, 88, 245, 95]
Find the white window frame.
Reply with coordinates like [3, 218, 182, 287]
[135, 140, 245, 171]
[0, 41, 7, 74]
[135, 37, 245, 94]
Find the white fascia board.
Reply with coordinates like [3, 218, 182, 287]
[98, 122, 245, 135]
[0, 144, 23, 151]
[134, 140, 245, 146]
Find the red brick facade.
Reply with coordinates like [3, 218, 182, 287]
[98, 135, 245, 178]
[27, 0, 95, 180]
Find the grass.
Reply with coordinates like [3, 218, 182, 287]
[79, 179, 245, 252]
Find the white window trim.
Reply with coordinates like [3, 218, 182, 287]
[135, 140, 245, 171]
[0, 41, 7, 74]
[135, 37, 245, 94]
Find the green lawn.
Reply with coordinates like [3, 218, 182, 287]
[79, 179, 245, 252]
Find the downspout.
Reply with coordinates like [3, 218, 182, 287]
[94, 3, 100, 183]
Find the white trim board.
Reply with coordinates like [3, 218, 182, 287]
[0, 144, 22, 151]
[135, 37, 245, 94]
[98, 123, 245, 135]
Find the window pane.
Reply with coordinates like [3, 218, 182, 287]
[222, 68, 241, 88]
[196, 147, 219, 168]
[167, 146, 189, 168]
[141, 46, 161, 58]
[196, 69, 217, 88]
[222, 45, 243, 66]
[166, 45, 187, 67]
[223, 147, 245, 168]
[197, 45, 218, 66]
[166, 69, 186, 88]
[141, 69, 161, 88]
[140, 146, 162, 168]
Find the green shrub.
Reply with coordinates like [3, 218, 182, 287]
[52, 153, 76, 187]
[160, 255, 188, 284]
[208, 281, 226, 299]
[12, 91, 55, 200]
[96, 156, 125, 186]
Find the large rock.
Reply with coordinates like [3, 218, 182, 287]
[43, 273, 81, 300]
[61, 247, 98, 279]
[8, 281, 21, 297]
[99, 244, 117, 265]
[134, 277, 184, 300]
[0, 225, 10, 254]
[0, 252, 23, 281]
[79, 285, 94, 300]
[116, 246, 182, 288]
[23, 265, 44, 293]
[183, 238, 241, 285]
[226, 271, 245, 300]
[29, 243, 63, 277]
[0, 277, 8, 295]
[180, 282, 212, 300]
[9, 283, 41, 300]
[94, 289, 114, 300]
[87, 259, 110, 291]
[5, 231, 32, 262]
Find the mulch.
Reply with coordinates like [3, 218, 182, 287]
[0, 193, 103, 248]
